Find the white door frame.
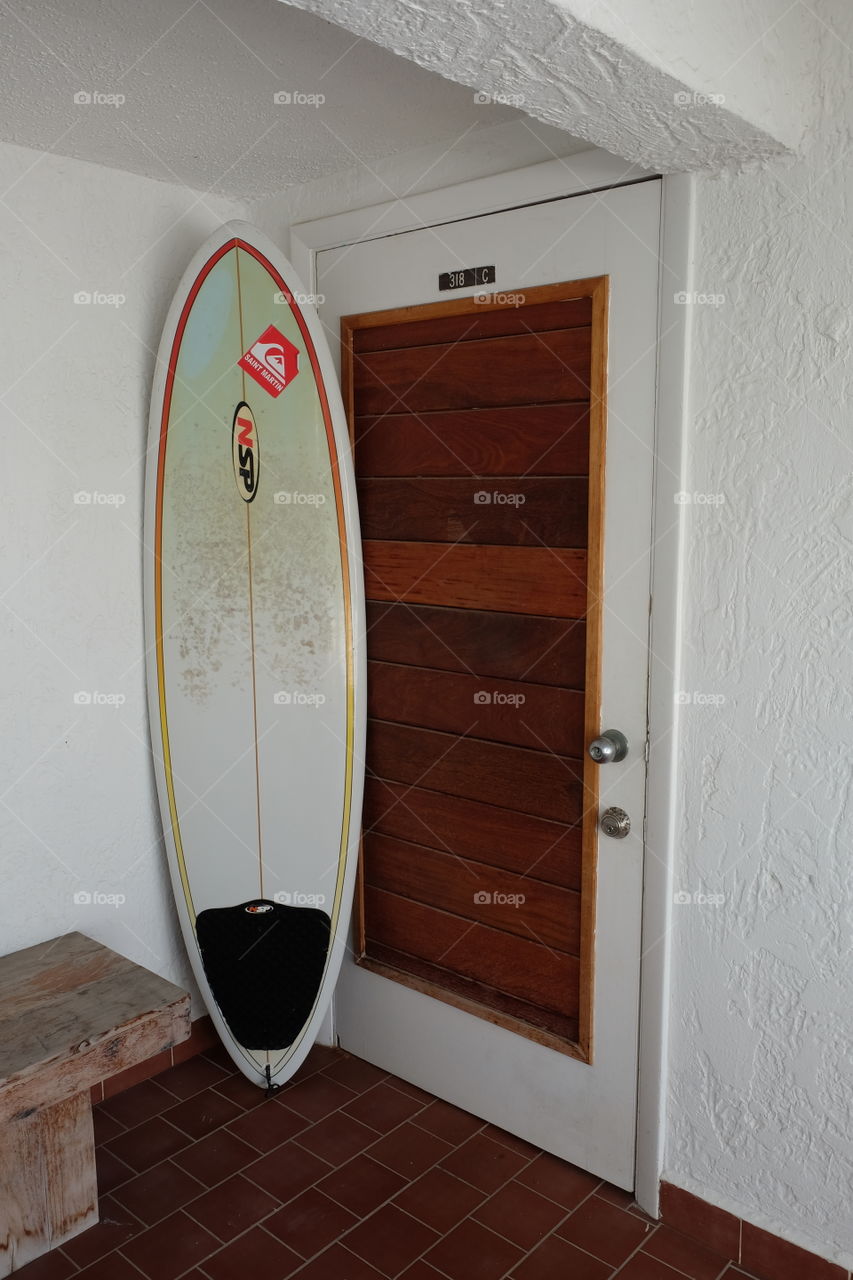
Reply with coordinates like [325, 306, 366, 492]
[290, 149, 694, 1219]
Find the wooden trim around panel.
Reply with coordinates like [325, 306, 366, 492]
[340, 277, 609, 1065]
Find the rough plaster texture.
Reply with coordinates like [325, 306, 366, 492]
[0, 138, 245, 1006]
[562, 0, 813, 151]
[665, 1, 853, 1266]
[284, 0, 809, 172]
[0, 0, 551, 198]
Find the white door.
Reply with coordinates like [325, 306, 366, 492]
[315, 179, 660, 1188]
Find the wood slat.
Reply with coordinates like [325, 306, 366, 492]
[366, 721, 584, 824]
[363, 542, 587, 618]
[363, 831, 581, 953]
[368, 660, 585, 757]
[365, 887, 579, 1016]
[353, 298, 593, 352]
[353, 329, 592, 414]
[362, 779, 582, 891]
[354, 404, 590, 478]
[357, 477, 588, 547]
[365, 944, 579, 1045]
[365, 603, 586, 689]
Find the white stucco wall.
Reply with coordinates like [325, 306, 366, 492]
[0, 139, 245, 1004]
[286, 0, 813, 171]
[665, 1, 853, 1266]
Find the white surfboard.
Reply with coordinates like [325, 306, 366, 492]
[144, 221, 365, 1090]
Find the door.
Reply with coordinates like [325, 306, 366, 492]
[315, 179, 660, 1188]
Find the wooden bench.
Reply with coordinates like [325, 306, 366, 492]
[0, 932, 191, 1275]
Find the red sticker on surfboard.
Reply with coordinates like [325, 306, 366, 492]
[238, 324, 299, 398]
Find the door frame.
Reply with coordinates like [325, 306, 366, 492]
[290, 148, 694, 1218]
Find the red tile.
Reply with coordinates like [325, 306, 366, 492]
[246, 1141, 333, 1205]
[95, 1145, 134, 1194]
[228, 1099, 310, 1152]
[440, 1131, 529, 1194]
[596, 1181, 639, 1210]
[99, 1079, 177, 1129]
[75, 1255, 145, 1280]
[172, 1015, 218, 1064]
[394, 1167, 486, 1234]
[412, 1098, 483, 1145]
[14, 1249, 78, 1278]
[295, 1110, 379, 1166]
[660, 1183, 740, 1260]
[120, 1209, 219, 1279]
[185, 1172, 279, 1241]
[425, 1217, 523, 1280]
[163, 1086, 242, 1139]
[385, 1077, 434, 1104]
[202, 1042, 235, 1071]
[201, 1225, 303, 1280]
[557, 1194, 653, 1265]
[173, 1126, 258, 1186]
[156, 1054, 231, 1100]
[322, 1054, 388, 1094]
[62, 1194, 141, 1267]
[106, 1116, 190, 1172]
[480, 1123, 541, 1158]
[642, 1224, 730, 1279]
[281, 1073, 357, 1122]
[740, 1221, 846, 1280]
[474, 1179, 567, 1250]
[295, 1243, 387, 1280]
[368, 1121, 452, 1180]
[515, 1150, 600, 1210]
[112, 1158, 204, 1226]
[345, 1203, 439, 1275]
[264, 1187, 358, 1257]
[90, 1081, 104, 1104]
[511, 1234, 612, 1280]
[102, 1049, 172, 1099]
[615, 1254, 689, 1279]
[343, 1082, 427, 1133]
[297, 1042, 344, 1076]
[214, 1069, 270, 1110]
[399, 1266, 447, 1280]
[92, 1105, 125, 1144]
[318, 1153, 407, 1216]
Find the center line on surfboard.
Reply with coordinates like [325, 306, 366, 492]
[235, 248, 266, 905]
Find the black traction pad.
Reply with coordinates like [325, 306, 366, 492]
[196, 899, 331, 1050]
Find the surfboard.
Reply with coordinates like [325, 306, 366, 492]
[143, 221, 365, 1090]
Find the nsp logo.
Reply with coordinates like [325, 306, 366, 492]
[232, 402, 259, 502]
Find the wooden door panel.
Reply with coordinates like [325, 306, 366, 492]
[362, 779, 583, 891]
[353, 330, 591, 414]
[365, 887, 580, 1016]
[357, 477, 588, 547]
[367, 660, 585, 757]
[344, 277, 606, 1058]
[363, 542, 587, 617]
[354, 404, 590, 477]
[365, 604, 587, 689]
[366, 720, 584, 824]
[353, 296, 593, 351]
[363, 832, 581, 953]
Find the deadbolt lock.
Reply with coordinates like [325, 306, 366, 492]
[600, 807, 631, 839]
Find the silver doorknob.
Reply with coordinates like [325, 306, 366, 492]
[601, 806, 631, 838]
[588, 729, 628, 764]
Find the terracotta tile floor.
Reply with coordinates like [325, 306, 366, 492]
[16, 1045, 761, 1280]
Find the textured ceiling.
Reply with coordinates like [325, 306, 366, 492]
[0, 0, 590, 198]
